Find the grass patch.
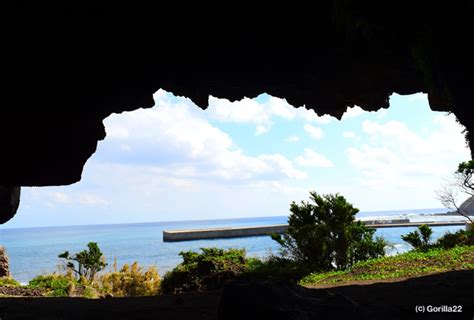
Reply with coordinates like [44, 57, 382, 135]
[300, 245, 474, 286]
[27, 273, 77, 297]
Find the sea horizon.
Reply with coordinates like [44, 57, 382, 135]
[0, 207, 451, 231]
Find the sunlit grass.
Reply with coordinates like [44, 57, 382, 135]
[299, 246, 474, 286]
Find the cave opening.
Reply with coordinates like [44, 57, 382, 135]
[0, 90, 471, 285]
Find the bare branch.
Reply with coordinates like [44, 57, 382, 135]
[436, 186, 472, 223]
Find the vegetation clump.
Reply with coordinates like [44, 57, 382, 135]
[272, 191, 386, 272]
[300, 245, 474, 286]
[96, 260, 160, 297]
[27, 271, 77, 297]
[58, 242, 107, 282]
[24, 243, 161, 298]
[0, 276, 21, 288]
[161, 248, 252, 294]
[402, 225, 474, 250]
[436, 229, 474, 248]
[401, 224, 433, 250]
[437, 160, 473, 222]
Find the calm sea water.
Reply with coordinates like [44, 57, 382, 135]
[0, 208, 467, 284]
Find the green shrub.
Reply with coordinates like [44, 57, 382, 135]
[58, 242, 107, 282]
[28, 272, 77, 297]
[161, 248, 248, 294]
[96, 260, 160, 297]
[419, 224, 433, 244]
[402, 230, 423, 248]
[272, 191, 386, 272]
[401, 224, 433, 250]
[0, 277, 21, 287]
[243, 255, 308, 282]
[436, 230, 474, 249]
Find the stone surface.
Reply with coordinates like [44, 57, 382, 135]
[0, 270, 471, 319]
[1, 3, 473, 223]
[0, 246, 10, 277]
[218, 281, 360, 320]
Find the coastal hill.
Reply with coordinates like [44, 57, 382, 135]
[459, 196, 474, 216]
[438, 196, 474, 216]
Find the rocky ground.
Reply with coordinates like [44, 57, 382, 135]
[0, 286, 44, 297]
[0, 270, 472, 320]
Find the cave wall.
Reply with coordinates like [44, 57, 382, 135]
[1, 2, 473, 222]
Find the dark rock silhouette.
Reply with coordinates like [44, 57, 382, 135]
[0, 270, 471, 319]
[2, 3, 473, 222]
[218, 280, 361, 320]
[0, 186, 20, 224]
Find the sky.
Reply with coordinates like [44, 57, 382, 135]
[3, 91, 471, 228]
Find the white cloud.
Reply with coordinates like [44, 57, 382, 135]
[259, 154, 308, 179]
[266, 96, 296, 120]
[284, 135, 299, 143]
[78, 194, 109, 206]
[311, 114, 332, 124]
[102, 90, 304, 183]
[346, 114, 470, 190]
[296, 148, 334, 167]
[342, 106, 365, 120]
[255, 124, 269, 135]
[207, 96, 270, 124]
[376, 109, 388, 119]
[206, 95, 331, 135]
[304, 124, 323, 140]
[51, 192, 71, 204]
[343, 131, 356, 139]
[45, 190, 108, 207]
[106, 125, 130, 139]
[407, 93, 428, 102]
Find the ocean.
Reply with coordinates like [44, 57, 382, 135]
[0, 208, 468, 284]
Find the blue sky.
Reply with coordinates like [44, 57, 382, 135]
[4, 91, 471, 228]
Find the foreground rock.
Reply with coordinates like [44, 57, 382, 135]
[0, 286, 44, 297]
[0, 270, 471, 319]
[0, 246, 10, 277]
[218, 281, 360, 320]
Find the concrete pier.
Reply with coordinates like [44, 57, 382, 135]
[162, 220, 467, 242]
[163, 224, 288, 242]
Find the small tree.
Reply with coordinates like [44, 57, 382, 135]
[401, 224, 433, 249]
[58, 242, 107, 282]
[272, 191, 386, 272]
[437, 160, 473, 223]
[419, 224, 433, 244]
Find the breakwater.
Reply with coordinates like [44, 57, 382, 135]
[163, 224, 288, 242]
[162, 220, 467, 242]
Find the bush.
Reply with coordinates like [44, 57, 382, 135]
[28, 272, 77, 297]
[161, 248, 249, 294]
[272, 191, 386, 272]
[348, 221, 387, 266]
[401, 224, 433, 250]
[436, 230, 474, 249]
[58, 242, 107, 282]
[0, 276, 21, 287]
[243, 255, 307, 283]
[96, 260, 160, 297]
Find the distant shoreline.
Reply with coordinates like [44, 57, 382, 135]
[434, 212, 474, 217]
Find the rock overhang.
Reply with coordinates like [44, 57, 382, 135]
[1, 2, 473, 222]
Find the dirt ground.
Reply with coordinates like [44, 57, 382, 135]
[0, 270, 472, 320]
